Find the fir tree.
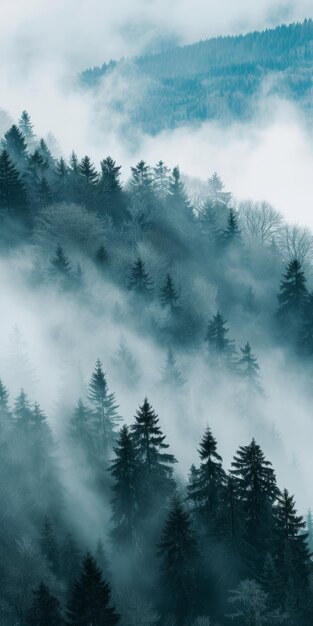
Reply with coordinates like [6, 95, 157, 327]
[274, 489, 311, 620]
[98, 156, 126, 224]
[13, 389, 33, 432]
[207, 172, 231, 208]
[78, 155, 98, 185]
[187, 426, 226, 523]
[158, 495, 199, 623]
[129, 160, 153, 201]
[0, 379, 10, 426]
[231, 439, 279, 576]
[18, 110, 35, 144]
[198, 199, 221, 246]
[128, 257, 153, 295]
[153, 160, 171, 201]
[169, 166, 192, 219]
[109, 425, 141, 550]
[40, 517, 59, 575]
[27, 581, 63, 626]
[1, 124, 28, 165]
[222, 208, 242, 247]
[160, 348, 185, 387]
[67, 553, 120, 625]
[205, 312, 236, 366]
[37, 139, 53, 169]
[131, 398, 177, 479]
[277, 258, 307, 338]
[49, 245, 72, 288]
[37, 176, 53, 206]
[159, 273, 179, 309]
[68, 399, 92, 459]
[112, 337, 140, 387]
[237, 342, 264, 398]
[0, 149, 27, 214]
[88, 359, 121, 455]
[306, 509, 313, 553]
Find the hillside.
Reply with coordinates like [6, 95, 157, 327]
[82, 19, 313, 132]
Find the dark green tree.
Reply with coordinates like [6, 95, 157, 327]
[27, 581, 63, 626]
[68, 399, 92, 459]
[169, 166, 192, 219]
[128, 257, 153, 295]
[1, 124, 28, 165]
[109, 425, 141, 551]
[18, 110, 35, 144]
[205, 312, 236, 366]
[88, 359, 121, 456]
[67, 553, 120, 625]
[160, 348, 185, 387]
[153, 160, 171, 201]
[49, 245, 72, 288]
[159, 273, 179, 309]
[129, 160, 153, 201]
[277, 258, 307, 338]
[0, 149, 27, 214]
[158, 495, 199, 624]
[222, 208, 242, 247]
[187, 426, 226, 524]
[13, 389, 33, 432]
[98, 156, 126, 224]
[78, 155, 98, 185]
[60, 534, 82, 590]
[131, 398, 177, 479]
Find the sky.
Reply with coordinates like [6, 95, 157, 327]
[1, 0, 313, 224]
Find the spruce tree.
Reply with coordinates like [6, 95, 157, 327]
[40, 517, 59, 575]
[153, 160, 171, 201]
[49, 245, 72, 288]
[306, 509, 313, 553]
[277, 258, 307, 338]
[128, 257, 153, 295]
[187, 426, 226, 523]
[274, 489, 311, 620]
[159, 273, 179, 309]
[238, 342, 264, 399]
[37, 176, 53, 206]
[158, 495, 199, 623]
[230, 439, 279, 576]
[0, 379, 10, 428]
[88, 359, 121, 456]
[109, 425, 141, 550]
[205, 312, 236, 366]
[129, 160, 153, 201]
[160, 348, 185, 387]
[60, 534, 82, 589]
[222, 208, 242, 247]
[169, 166, 192, 219]
[27, 581, 63, 626]
[199, 199, 221, 246]
[131, 398, 177, 479]
[1, 124, 28, 165]
[0, 149, 27, 214]
[13, 389, 33, 432]
[68, 399, 93, 459]
[98, 156, 126, 224]
[67, 552, 120, 625]
[78, 155, 98, 185]
[18, 110, 35, 144]
[207, 172, 231, 209]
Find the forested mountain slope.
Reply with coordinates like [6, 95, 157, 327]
[82, 19, 313, 132]
[1, 112, 313, 623]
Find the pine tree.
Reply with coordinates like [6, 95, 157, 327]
[13, 389, 33, 432]
[37, 176, 53, 206]
[69, 150, 79, 174]
[169, 166, 192, 219]
[160, 348, 185, 387]
[0, 149, 27, 214]
[153, 160, 171, 201]
[109, 425, 141, 550]
[274, 489, 311, 620]
[158, 495, 199, 623]
[18, 110, 35, 144]
[88, 359, 121, 455]
[222, 208, 242, 247]
[207, 172, 231, 209]
[306, 509, 313, 553]
[187, 426, 226, 523]
[37, 138, 53, 169]
[198, 199, 221, 246]
[27, 581, 63, 626]
[205, 312, 236, 366]
[0, 379, 10, 427]
[68, 399, 93, 459]
[159, 274, 179, 309]
[67, 553, 120, 625]
[128, 257, 153, 295]
[129, 160, 153, 201]
[40, 517, 59, 575]
[237, 342, 264, 398]
[230, 439, 279, 576]
[78, 155, 98, 185]
[49, 245, 72, 288]
[131, 398, 177, 479]
[277, 258, 307, 338]
[112, 337, 140, 387]
[55, 157, 69, 200]
[98, 156, 126, 224]
[298, 291, 313, 355]
[1, 124, 28, 165]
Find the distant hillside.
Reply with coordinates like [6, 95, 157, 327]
[82, 19, 313, 133]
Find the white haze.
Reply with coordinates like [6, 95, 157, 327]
[1, 0, 313, 526]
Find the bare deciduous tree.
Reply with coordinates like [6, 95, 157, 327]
[239, 200, 284, 244]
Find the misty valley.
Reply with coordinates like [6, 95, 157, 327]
[0, 108, 313, 626]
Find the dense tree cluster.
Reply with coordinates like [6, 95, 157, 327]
[0, 111, 313, 624]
